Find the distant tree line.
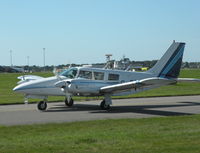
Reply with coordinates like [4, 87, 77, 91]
[1, 61, 200, 73]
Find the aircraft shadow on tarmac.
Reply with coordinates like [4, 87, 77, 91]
[46, 101, 200, 117]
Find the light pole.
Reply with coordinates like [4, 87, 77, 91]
[27, 56, 29, 72]
[43, 48, 45, 72]
[27, 56, 29, 66]
[10, 50, 13, 67]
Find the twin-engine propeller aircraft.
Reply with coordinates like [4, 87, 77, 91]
[13, 41, 200, 111]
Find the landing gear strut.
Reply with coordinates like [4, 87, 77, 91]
[37, 101, 47, 111]
[65, 97, 74, 107]
[100, 94, 112, 110]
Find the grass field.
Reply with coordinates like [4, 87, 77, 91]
[1, 69, 200, 104]
[1, 70, 200, 153]
[0, 115, 200, 153]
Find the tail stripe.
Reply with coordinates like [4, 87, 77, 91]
[159, 45, 184, 77]
[147, 42, 185, 78]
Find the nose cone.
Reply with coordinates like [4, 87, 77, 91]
[13, 84, 24, 92]
[13, 86, 18, 92]
[13, 82, 37, 95]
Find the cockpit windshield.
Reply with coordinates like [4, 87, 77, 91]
[59, 68, 78, 79]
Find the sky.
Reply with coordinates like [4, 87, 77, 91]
[0, 0, 200, 66]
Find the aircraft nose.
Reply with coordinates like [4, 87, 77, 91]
[13, 84, 26, 92]
[13, 85, 21, 92]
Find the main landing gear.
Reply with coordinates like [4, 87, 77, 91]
[100, 95, 112, 110]
[65, 97, 74, 107]
[100, 100, 110, 110]
[37, 100, 47, 111]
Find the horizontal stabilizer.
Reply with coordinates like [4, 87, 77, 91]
[176, 78, 200, 83]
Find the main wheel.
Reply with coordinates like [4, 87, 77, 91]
[100, 100, 110, 110]
[37, 101, 47, 111]
[65, 98, 74, 107]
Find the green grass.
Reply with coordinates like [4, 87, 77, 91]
[1, 69, 200, 104]
[0, 115, 200, 153]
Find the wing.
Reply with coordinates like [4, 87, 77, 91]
[100, 77, 176, 94]
[17, 75, 44, 84]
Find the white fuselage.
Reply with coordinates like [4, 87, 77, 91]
[13, 67, 156, 97]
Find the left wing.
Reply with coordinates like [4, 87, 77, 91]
[100, 77, 176, 94]
[17, 75, 44, 84]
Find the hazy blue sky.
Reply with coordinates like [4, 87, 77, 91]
[0, 0, 200, 66]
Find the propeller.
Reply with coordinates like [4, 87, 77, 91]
[56, 73, 62, 81]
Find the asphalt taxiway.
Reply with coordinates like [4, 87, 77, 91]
[1, 95, 200, 126]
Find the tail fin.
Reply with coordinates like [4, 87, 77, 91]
[148, 41, 185, 78]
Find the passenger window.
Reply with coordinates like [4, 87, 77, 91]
[94, 72, 104, 80]
[78, 70, 92, 79]
[108, 74, 119, 81]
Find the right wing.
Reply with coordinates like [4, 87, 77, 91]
[100, 77, 176, 94]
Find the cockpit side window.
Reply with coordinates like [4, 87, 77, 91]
[94, 72, 104, 80]
[60, 68, 78, 79]
[108, 73, 119, 81]
[78, 70, 92, 79]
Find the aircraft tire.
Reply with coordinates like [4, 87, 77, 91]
[100, 100, 110, 110]
[37, 101, 47, 111]
[65, 98, 74, 107]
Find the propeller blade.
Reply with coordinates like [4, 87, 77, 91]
[55, 80, 66, 88]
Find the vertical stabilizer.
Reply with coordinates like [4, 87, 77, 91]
[148, 41, 185, 78]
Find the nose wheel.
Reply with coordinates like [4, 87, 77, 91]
[65, 98, 74, 107]
[37, 101, 47, 111]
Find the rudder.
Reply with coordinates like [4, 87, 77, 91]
[148, 41, 185, 78]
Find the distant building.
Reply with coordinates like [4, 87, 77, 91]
[0, 66, 24, 73]
[11, 67, 24, 73]
[0, 66, 5, 72]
